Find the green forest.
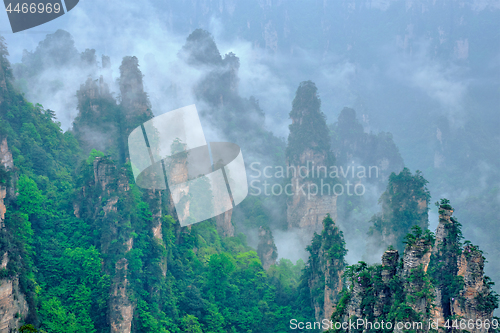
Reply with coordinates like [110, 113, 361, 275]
[0, 27, 498, 333]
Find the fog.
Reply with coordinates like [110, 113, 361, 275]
[1, 0, 499, 297]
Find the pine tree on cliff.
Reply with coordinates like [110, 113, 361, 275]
[286, 81, 334, 168]
[368, 167, 430, 253]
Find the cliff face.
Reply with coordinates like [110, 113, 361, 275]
[119, 56, 152, 128]
[73, 56, 153, 164]
[73, 76, 119, 158]
[305, 215, 346, 323]
[287, 147, 338, 235]
[76, 157, 134, 333]
[257, 226, 278, 270]
[0, 137, 29, 333]
[330, 108, 404, 183]
[431, 204, 496, 333]
[331, 201, 497, 333]
[0, 276, 29, 333]
[286, 81, 337, 244]
[0, 138, 12, 229]
[144, 188, 167, 277]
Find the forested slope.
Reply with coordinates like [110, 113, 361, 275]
[0, 29, 498, 333]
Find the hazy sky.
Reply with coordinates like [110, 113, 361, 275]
[1, 0, 499, 277]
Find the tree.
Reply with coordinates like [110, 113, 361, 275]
[369, 168, 431, 252]
[180, 315, 203, 333]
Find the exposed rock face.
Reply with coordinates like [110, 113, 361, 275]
[0, 138, 11, 230]
[286, 81, 337, 245]
[94, 158, 134, 333]
[381, 249, 399, 283]
[286, 147, 338, 233]
[403, 239, 433, 318]
[369, 168, 430, 253]
[0, 139, 13, 170]
[215, 210, 234, 237]
[0, 186, 5, 230]
[451, 246, 492, 333]
[332, 202, 497, 333]
[257, 226, 277, 270]
[109, 259, 133, 333]
[306, 215, 346, 323]
[118, 56, 153, 143]
[374, 250, 399, 317]
[145, 188, 167, 276]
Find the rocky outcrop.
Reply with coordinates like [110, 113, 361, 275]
[118, 56, 153, 144]
[403, 239, 433, 319]
[332, 201, 497, 333]
[286, 81, 337, 245]
[73, 76, 120, 159]
[306, 215, 346, 323]
[257, 226, 278, 270]
[144, 188, 167, 276]
[450, 245, 491, 333]
[0, 137, 29, 333]
[0, 139, 13, 170]
[430, 203, 496, 333]
[73, 56, 153, 164]
[0, 186, 5, 230]
[369, 167, 430, 253]
[402, 239, 432, 277]
[0, 276, 29, 333]
[330, 107, 404, 183]
[287, 184, 337, 237]
[0, 138, 12, 230]
[381, 249, 399, 283]
[374, 250, 399, 317]
[109, 258, 133, 333]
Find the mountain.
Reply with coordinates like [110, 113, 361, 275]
[0, 27, 498, 333]
[0, 32, 312, 333]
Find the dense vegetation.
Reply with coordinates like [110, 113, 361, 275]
[368, 168, 431, 253]
[1, 27, 498, 333]
[0, 33, 315, 333]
